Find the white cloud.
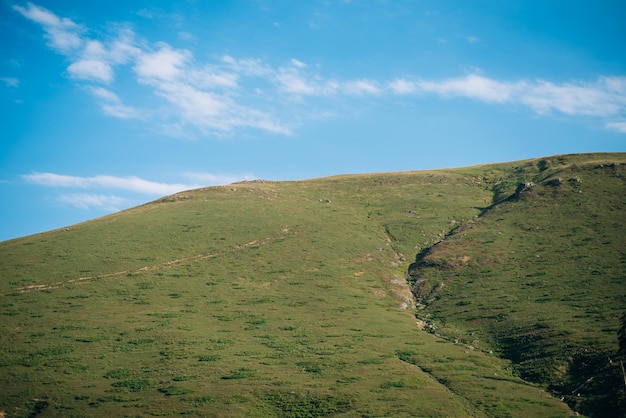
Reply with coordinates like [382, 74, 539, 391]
[88, 86, 119, 101]
[14, 4, 626, 136]
[134, 44, 190, 81]
[145, 77, 289, 134]
[389, 78, 417, 95]
[416, 74, 520, 103]
[108, 28, 141, 64]
[24, 171, 267, 211]
[92, 175, 198, 195]
[343, 79, 382, 95]
[602, 77, 626, 94]
[151, 81, 228, 122]
[14, 3, 142, 87]
[276, 67, 339, 97]
[245, 114, 293, 135]
[129, 43, 292, 134]
[290, 58, 307, 68]
[187, 66, 238, 89]
[519, 77, 626, 117]
[100, 103, 141, 119]
[13, 3, 83, 52]
[23, 171, 257, 199]
[58, 193, 126, 210]
[83, 40, 107, 57]
[222, 56, 273, 78]
[276, 67, 319, 96]
[13, 2, 60, 26]
[23, 172, 88, 188]
[68, 59, 113, 82]
[1, 77, 20, 87]
[74, 41, 113, 82]
[605, 121, 626, 133]
[397, 74, 626, 130]
[23, 172, 201, 195]
[88, 87, 141, 119]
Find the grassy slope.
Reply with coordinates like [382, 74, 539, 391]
[409, 153, 626, 417]
[1, 153, 622, 417]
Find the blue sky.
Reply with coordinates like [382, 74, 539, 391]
[1, 0, 625, 241]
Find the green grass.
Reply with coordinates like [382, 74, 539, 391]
[410, 154, 626, 416]
[1, 153, 623, 417]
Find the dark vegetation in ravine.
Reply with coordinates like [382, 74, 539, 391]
[1, 153, 625, 417]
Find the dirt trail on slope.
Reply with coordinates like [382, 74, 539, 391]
[3, 233, 287, 295]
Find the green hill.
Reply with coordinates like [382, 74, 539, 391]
[1, 153, 624, 417]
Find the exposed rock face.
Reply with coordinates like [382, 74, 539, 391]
[514, 181, 534, 199]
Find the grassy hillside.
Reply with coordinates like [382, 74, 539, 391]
[0, 153, 624, 417]
[409, 154, 626, 416]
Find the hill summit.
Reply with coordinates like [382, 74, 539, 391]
[1, 153, 625, 417]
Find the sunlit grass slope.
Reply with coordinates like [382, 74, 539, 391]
[1, 153, 623, 417]
[410, 153, 626, 417]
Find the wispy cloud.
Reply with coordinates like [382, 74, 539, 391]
[69, 59, 113, 83]
[519, 77, 626, 117]
[23, 171, 252, 195]
[14, 3, 626, 135]
[388, 78, 417, 95]
[23, 172, 201, 195]
[221, 55, 273, 78]
[1, 77, 20, 87]
[134, 44, 190, 81]
[415, 74, 521, 103]
[290, 58, 308, 69]
[275, 66, 339, 97]
[92, 175, 197, 195]
[24, 172, 89, 188]
[87, 86, 141, 119]
[388, 74, 626, 127]
[14, 3, 291, 135]
[14, 3, 140, 85]
[58, 193, 127, 210]
[606, 121, 626, 133]
[138, 65, 291, 134]
[344, 79, 382, 96]
[23, 171, 255, 210]
[13, 2, 83, 53]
